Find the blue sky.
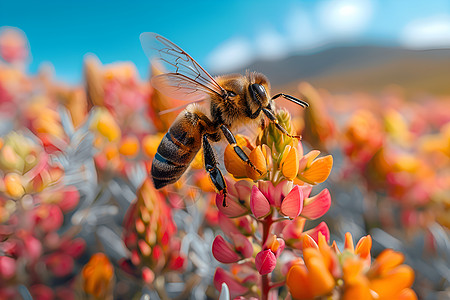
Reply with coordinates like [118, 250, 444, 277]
[1, 0, 449, 83]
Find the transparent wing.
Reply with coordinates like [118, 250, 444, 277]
[140, 32, 226, 101]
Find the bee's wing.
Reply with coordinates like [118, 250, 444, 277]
[141, 32, 226, 101]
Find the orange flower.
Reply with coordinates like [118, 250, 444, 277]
[118, 135, 140, 157]
[82, 253, 114, 299]
[287, 247, 335, 299]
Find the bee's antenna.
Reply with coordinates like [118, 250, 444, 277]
[271, 93, 309, 108]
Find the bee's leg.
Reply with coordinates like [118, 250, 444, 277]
[271, 93, 309, 108]
[203, 134, 228, 206]
[220, 125, 263, 175]
[262, 108, 301, 139]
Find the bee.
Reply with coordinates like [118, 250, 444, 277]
[141, 33, 308, 207]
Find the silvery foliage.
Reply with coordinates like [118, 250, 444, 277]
[55, 106, 220, 298]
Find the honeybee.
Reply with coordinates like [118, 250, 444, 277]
[141, 33, 308, 207]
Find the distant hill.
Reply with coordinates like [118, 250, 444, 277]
[230, 46, 450, 96]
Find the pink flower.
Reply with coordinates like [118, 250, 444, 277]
[255, 235, 285, 275]
[212, 235, 240, 264]
[215, 179, 251, 218]
[212, 234, 253, 264]
[0, 256, 16, 279]
[255, 250, 277, 275]
[250, 181, 304, 219]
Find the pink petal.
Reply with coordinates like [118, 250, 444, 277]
[257, 181, 276, 205]
[297, 140, 304, 157]
[273, 180, 293, 208]
[235, 180, 253, 205]
[215, 194, 249, 218]
[301, 188, 331, 219]
[214, 267, 249, 297]
[281, 218, 306, 241]
[46, 253, 74, 277]
[304, 222, 330, 243]
[212, 235, 240, 264]
[250, 185, 271, 219]
[231, 233, 253, 259]
[255, 249, 277, 275]
[218, 212, 241, 237]
[299, 185, 312, 198]
[0, 256, 16, 279]
[280, 185, 303, 219]
[23, 235, 42, 261]
[59, 187, 80, 212]
[142, 267, 155, 284]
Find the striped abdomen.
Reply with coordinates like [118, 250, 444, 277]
[151, 111, 203, 189]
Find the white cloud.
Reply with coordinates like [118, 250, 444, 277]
[401, 14, 450, 49]
[206, 36, 253, 73]
[284, 6, 326, 51]
[318, 0, 373, 38]
[255, 28, 288, 60]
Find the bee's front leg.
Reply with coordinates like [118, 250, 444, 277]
[220, 125, 264, 175]
[262, 108, 302, 139]
[203, 134, 228, 206]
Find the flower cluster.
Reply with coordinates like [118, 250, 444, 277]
[0, 133, 84, 299]
[122, 178, 185, 283]
[213, 111, 336, 299]
[286, 232, 416, 299]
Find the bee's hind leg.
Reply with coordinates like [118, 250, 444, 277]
[220, 125, 264, 175]
[203, 134, 228, 206]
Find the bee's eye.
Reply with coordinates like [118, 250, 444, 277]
[227, 91, 237, 97]
[249, 83, 267, 103]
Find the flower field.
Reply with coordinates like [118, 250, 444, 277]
[0, 27, 448, 299]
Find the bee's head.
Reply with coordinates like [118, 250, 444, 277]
[247, 72, 271, 108]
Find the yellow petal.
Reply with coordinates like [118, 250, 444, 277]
[299, 155, 333, 184]
[281, 145, 299, 180]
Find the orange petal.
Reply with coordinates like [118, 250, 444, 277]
[370, 249, 404, 277]
[286, 264, 314, 300]
[370, 265, 415, 300]
[302, 234, 319, 249]
[119, 135, 139, 157]
[342, 257, 366, 286]
[224, 144, 248, 178]
[306, 255, 335, 297]
[298, 155, 333, 185]
[246, 146, 267, 180]
[355, 235, 372, 261]
[343, 283, 372, 300]
[298, 150, 320, 171]
[344, 232, 354, 253]
[280, 145, 299, 180]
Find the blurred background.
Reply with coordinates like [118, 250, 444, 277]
[1, 0, 450, 299]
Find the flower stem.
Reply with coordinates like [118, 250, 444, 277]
[261, 214, 273, 300]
